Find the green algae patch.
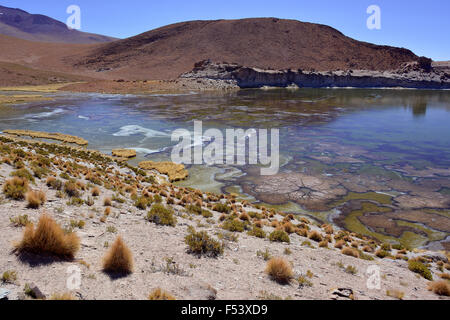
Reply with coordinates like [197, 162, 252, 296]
[333, 192, 393, 207]
[396, 220, 447, 243]
[343, 202, 396, 243]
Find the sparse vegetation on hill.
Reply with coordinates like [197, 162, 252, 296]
[0, 135, 447, 300]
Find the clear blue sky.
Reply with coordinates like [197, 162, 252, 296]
[1, 0, 448, 60]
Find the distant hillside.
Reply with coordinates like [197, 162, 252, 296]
[73, 18, 420, 80]
[0, 5, 116, 44]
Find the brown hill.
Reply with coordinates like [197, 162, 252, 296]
[73, 18, 420, 80]
[0, 5, 116, 44]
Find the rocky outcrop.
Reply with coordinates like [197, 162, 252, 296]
[181, 60, 450, 89]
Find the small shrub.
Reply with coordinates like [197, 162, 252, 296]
[408, 260, 432, 280]
[297, 275, 313, 287]
[269, 230, 290, 243]
[221, 218, 246, 232]
[185, 228, 224, 257]
[102, 236, 133, 274]
[148, 288, 176, 300]
[319, 240, 328, 248]
[26, 190, 46, 209]
[16, 214, 80, 259]
[265, 257, 293, 284]
[50, 292, 76, 300]
[341, 247, 359, 258]
[345, 265, 358, 275]
[1, 270, 17, 284]
[247, 226, 266, 238]
[308, 230, 323, 242]
[135, 196, 148, 210]
[11, 168, 34, 182]
[386, 289, 405, 300]
[46, 177, 63, 190]
[256, 248, 272, 261]
[334, 240, 345, 249]
[10, 214, 31, 227]
[375, 249, 390, 259]
[3, 177, 28, 200]
[213, 203, 231, 213]
[428, 280, 450, 296]
[91, 187, 100, 196]
[146, 204, 177, 226]
[103, 197, 112, 206]
[64, 181, 80, 198]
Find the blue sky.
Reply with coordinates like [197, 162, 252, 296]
[1, 0, 448, 60]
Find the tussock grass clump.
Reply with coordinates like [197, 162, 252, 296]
[213, 203, 231, 213]
[185, 227, 224, 257]
[1, 270, 17, 284]
[375, 249, 390, 259]
[103, 197, 112, 206]
[408, 260, 433, 280]
[10, 214, 31, 227]
[50, 292, 77, 300]
[247, 226, 266, 238]
[386, 289, 405, 300]
[334, 240, 345, 249]
[135, 196, 149, 210]
[16, 214, 80, 259]
[146, 204, 177, 226]
[428, 280, 450, 296]
[148, 288, 176, 300]
[221, 218, 246, 232]
[3, 177, 29, 200]
[265, 257, 293, 284]
[341, 247, 360, 258]
[64, 181, 80, 198]
[11, 168, 34, 182]
[26, 190, 46, 209]
[102, 236, 133, 274]
[269, 230, 290, 243]
[308, 230, 323, 242]
[440, 273, 450, 280]
[46, 177, 63, 190]
[91, 187, 100, 197]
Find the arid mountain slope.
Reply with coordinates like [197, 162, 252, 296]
[74, 18, 420, 80]
[0, 5, 116, 44]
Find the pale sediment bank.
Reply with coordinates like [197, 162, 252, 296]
[3, 130, 88, 146]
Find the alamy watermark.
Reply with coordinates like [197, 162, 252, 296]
[66, 5, 81, 30]
[171, 121, 280, 175]
[367, 5, 381, 30]
[366, 265, 381, 290]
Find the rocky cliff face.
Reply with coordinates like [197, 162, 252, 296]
[182, 60, 450, 89]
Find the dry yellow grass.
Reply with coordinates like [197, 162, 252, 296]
[0, 94, 52, 106]
[265, 257, 293, 284]
[440, 273, 450, 280]
[102, 236, 134, 274]
[139, 161, 188, 182]
[91, 186, 100, 197]
[50, 292, 77, 300]
[26, 190, 46, 209]
[16, 214, 80, 259]
[112, 149, 136, 158]
[341, 247, 360, 258]
[0, 83, 81, 93]
[148, 288, 176, 300]
[4, 130, 88, 145]
[428, 280, 450, 296]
